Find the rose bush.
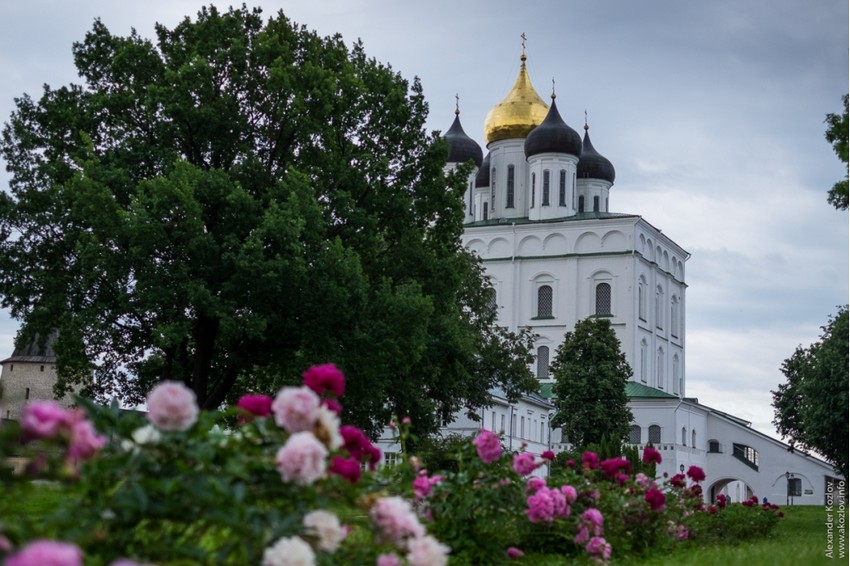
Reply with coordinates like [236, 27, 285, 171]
[0, 366, 783, 565]
[0, 365, 448, 565]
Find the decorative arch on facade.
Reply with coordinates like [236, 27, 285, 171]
[601, 230, 627, 251]
[656, 346, 665, 389]
[629, 424, 642, 445]
[542, 232, 569, 254]
[487, 237, 511, 257]
[531, 272, 557, 319]
[465, 238, 486, 256]
[638, 275, 648, 321]
[575, 231, 601, 253]
[517, 234, 542, 256]
[536, 344, 550, 379]
[639, 339, 648, 382]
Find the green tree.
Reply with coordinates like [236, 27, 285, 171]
[0, 6, 537, 438]
[825, 94, 848, 210]
[550, 317, 633, 448]
[772, 307, 848, 477]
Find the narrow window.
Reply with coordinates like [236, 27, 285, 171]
[537, 285, 553, 317]
[468, 180, 474, 213]
[492, 412, 496, 431]
[559, 170, 567, 206]
[578, 195, 585, 212]
[671, 297, 680, 338]
[491, 167, 496, 201]
[540, 422, 545, 442]
[629, 425, 642, 444]
[483, 202, 489, 221]
[542, 170, 550, 206]
[501, 414, 506, 433]
[656, 348, 664, 389]
[656, 287, 664, 329]
[8, 365, 12, 372]
[595, 282, 611, 315]
[536, 346, 550, 378]
[640, 340, 648, 382]
[673, 356, 680, 394]
[638, 277, 647, 321]
[520, 416, 525, 439]
[691, 429, 697, 448]
[506, 164, 515, 208]
[593, 195, 600, 212]
[25, 388, 30, 400]
[486, 287, 497, 315]
[681, 427, 687, 445]
[648, 425, 661, 444]
[40, 365, 44, 372]
[531, 173, 536, 208]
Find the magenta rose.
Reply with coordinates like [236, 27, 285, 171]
[329, 456, 362, 483]
[236, 394, 273, 419]
[512, 452, 538, 476]
[581, 451, 599, 469]
[645, 487, 666, 511]
[474, 429, 502, 463]
[687, 465, 706, 482]
[146, 381, 199, 432]
[302, 363, 346, 398]
[642, 446, 662, 465]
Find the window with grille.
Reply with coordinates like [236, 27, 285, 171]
[595, 282, 611, 315]
[506, 165, 515, 208]
[542, 170, 550, 205]
[648, 425, 661, 444]
[483, 202, 488, 221]
[578, 195, 585, 212]
[537, 285, 553, 317]
[536, 346, 550, 378]
[629, 425, 642, 444]
[559, 170, 567, 206]
[486, 286, 497, 314]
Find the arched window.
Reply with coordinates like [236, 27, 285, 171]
[640, 339, 648, 383]
[595, 282, 612, 315]
[656, 347, 664, 389]
[691, 429, 697, 448]
[506, 165, 515, 208]
[559, 170, 567, 206]
[681, 427, 687, 446]
[593, 195, 600, 212]
[673, 355, 680, 395]
[655, 286, 664, 329]
[468, 180, 474, 213]
[536, 346, 550, 378]
[531, 173, 536, 208]
[578, 195, 585, 212]
[671, 296, 680, 338]
[638, 276, 647, 321]
[648, 425, 661, 444]
[537, 285, 553, 317]
[482, 202, 489, 221]
[485, 287, 497, 315]
[542, 170, 550, 206]
[491, 167, 496, 201]
[629, 425, 642, 445]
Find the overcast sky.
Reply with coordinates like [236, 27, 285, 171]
[1, 0, 847, 439]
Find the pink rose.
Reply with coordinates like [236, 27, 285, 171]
[474, 429, 502, 463]
[526, 476, 546, 492]
[272, 386, 320, 433]
[5, 540, 83, 566]
[377, 553, 402, 566]
[146, 381, 199, 432]
[302, 363, 346, 398]
[585, 536, 611, 560]
[21, 401, 69, 439]
[370, 496, 425, 544]
[541, 450, 555, 461]
[561, 485, 577, 504]
[512, 452, 538, 476]
[582, 451, 599, 469]
[67, 414, 107, 460]
[506, 546, 525, 559]
[406, 535, 449, 566]
[275, 431, 328, 485]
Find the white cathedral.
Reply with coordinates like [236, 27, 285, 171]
[420, 45, 841, 502]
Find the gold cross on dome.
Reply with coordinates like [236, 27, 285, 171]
[521, 32, 527, 54]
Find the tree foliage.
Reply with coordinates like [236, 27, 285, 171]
[0, 5, 537, 437]
[772, 307, 848, 477]
[550, 318, 633, 448]
[825, 94, 848, 211]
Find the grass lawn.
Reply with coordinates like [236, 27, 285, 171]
[622, 505, 835, 566]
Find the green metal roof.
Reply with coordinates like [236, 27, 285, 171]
[625, 381, 678, 399]
[539, 382, 555, 400]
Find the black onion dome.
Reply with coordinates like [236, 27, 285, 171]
[475, 152, 491, 188]
[523, 98, 582, 158]
[577, 128, 615, 183]
[445, 114, 483, 167]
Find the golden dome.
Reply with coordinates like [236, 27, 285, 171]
[484, 55, 549, 145]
